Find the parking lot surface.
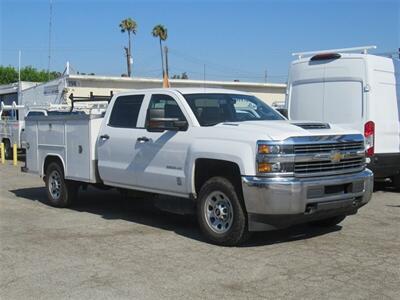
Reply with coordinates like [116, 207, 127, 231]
[0, 162, 399, 299]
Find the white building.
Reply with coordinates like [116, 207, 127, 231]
[19, 74, 286, 110]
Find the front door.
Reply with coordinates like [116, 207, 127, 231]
[133, 93, 191, 196]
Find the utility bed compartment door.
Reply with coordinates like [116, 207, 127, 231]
[25, 120, 39, 173]
[66, 120, 90, 180]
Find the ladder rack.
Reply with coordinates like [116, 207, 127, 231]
[292, 45, 377, 59]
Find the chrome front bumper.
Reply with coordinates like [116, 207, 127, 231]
[241, 169, 374, 231]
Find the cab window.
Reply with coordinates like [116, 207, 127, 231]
[147, 94, 186, 121]
[108, 94, 145, 128]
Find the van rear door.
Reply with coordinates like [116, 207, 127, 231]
[322, 80, 363, 124]
[288, 57, 366, 127]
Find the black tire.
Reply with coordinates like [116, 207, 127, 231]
[3, 139, 12, 160]
[197, 177, 250, 246]
[309, 215, 346, 227]
[393, 174, 400, 192]
[45, 162, 78, 207]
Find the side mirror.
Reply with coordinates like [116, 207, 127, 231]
[146, 108, 188, 131]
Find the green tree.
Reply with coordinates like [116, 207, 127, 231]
[152, 24, 168, 77]
[0, 66, 18, 84]
[0, 65, 60, 84]
[119, 18, 137, 77]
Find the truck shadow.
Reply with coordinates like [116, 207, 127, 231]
[374, 180, 397, 193]
[10, 186, 341, 247]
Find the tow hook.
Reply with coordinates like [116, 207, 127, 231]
[305, 203, 318, 214]
[352, 198, 362, 207]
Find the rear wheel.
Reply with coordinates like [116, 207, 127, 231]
[3, 139, 12, 160]
[45, 162, 78, 207]
[309, 215, 346, 227]
[197, 177, 249, 246]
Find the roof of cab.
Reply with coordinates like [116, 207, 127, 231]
[172, 87, 252, 95]
[115, 87, 253, 96]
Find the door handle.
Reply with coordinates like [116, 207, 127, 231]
[100, 134, 110, 140]
[137, 136, 150, 143]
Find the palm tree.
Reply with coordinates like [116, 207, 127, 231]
[152, 24, 168, 77]
[119, 18, 137, 77]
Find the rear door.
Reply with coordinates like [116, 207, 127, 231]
[97, 93, 147, 187]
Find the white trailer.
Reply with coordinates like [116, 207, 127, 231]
[0, 81, 38, 158]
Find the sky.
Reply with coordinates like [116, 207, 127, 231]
[1, 0, 399, 83]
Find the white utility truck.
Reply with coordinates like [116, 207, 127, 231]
[23, 88, 373, 245]
[0, 101, 49, 159]
[286, 46, 400, 188]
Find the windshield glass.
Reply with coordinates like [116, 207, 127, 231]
[183, 93, 284, 126]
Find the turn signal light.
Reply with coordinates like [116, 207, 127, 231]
[258, 162, 281, 173]
[258, 162, 272, 173]
[258, 144, 281, 154]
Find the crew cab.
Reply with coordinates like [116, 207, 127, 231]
[23, 88, 373, 245]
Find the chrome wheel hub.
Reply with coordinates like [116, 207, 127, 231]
[48, 170, 62, 200]
[204, 191, 233, 234]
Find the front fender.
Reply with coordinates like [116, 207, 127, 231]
[186, 138, 255, 194]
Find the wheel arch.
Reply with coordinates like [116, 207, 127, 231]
[193, 158, 244, 200]
[42, 154, 66, 178]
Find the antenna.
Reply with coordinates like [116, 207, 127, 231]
[47, 0, 53, 80]
[203, 64, 206, 90]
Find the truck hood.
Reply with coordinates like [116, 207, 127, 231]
[215, 120, 362, 141]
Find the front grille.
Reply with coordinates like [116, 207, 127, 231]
[295, 157, 364, 174]
[294, 141, 365, 176]
[294, 142, 364, 154]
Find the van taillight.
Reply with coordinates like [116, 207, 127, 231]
[364, 121, 375, 157]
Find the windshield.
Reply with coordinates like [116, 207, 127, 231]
[183, 93, 284, 126]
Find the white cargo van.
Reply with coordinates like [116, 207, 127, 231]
[286, 46, 400, 188]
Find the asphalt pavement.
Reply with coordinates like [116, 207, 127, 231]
[1, 162, 399, 299]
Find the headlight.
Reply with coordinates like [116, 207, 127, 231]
[256, 141, 294, 175]
[258, 144, 281, 154]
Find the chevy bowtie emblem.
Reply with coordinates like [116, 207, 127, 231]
[330, 151, 343, 163]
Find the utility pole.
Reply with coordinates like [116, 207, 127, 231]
[18, 50, 21, 83]
[47, 0, 53, 80]
[264, 68, 268, 83]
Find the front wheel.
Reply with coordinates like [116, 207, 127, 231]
[197, 177, 249, 246]
[309, 215, 346, 227]
[45, 162, 78, 207]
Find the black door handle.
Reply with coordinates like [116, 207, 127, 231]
[100, 134, 110, 140]
[137, 136, 150, 143]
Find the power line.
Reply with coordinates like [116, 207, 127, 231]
[168, 48, 263, 77]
